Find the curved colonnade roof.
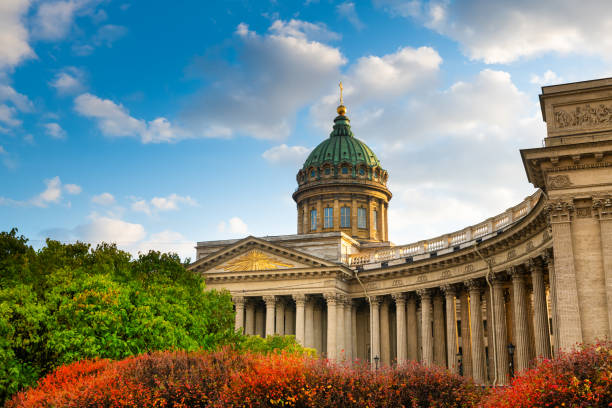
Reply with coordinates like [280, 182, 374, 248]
[349, 189, 543, 268]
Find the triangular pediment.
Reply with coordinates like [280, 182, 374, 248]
[189, 235, 341, 274]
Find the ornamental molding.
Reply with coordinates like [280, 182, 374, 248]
[221, 249, 294, 272]
[547, 174, 572, 189]
[553, 102, 612, 130]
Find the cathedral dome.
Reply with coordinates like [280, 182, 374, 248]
[302, 114, 382, 170]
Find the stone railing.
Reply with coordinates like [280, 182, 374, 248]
[348, 191, 541, 267]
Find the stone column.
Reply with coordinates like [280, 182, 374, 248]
[418, 289, 433, 366]
[263, 296, 276, 338]
[351, 300, 358, 360]
[511, 267, 530, 372]
[380, 298, 391, 365]
[547, 201, 583, 349]
[351, 196, 358, 236]
[406, 294, 418, 361]
[381, 202, 387, 242]
[293, 294, 306, 345]
[491, 276, 509, 385]
[593, 198, 612, 337]
[544, 251, 560, 355]
[466, 279, 486, 384]
[325, 293, 338, 360]
[302, 202, 309, 233]
[333, 198, 340, 230]
[285, 306, 295, 335]
[275, 299, 285, 335]
[245, 299, 255, 335]
[314, 302, 323, 353]
[459, 291, 473, 378]
[485, 286, 493, 383]
[337, 296, 346, 358]
[530, 259, 552, 359]
[368, 197, 377, 240]
[305, 297, 315, 348]
[316, 199, 323, 231]
[255, 306, 265, 337]
[433, 292, 447, 367]
[344, 298, 353, 360]
[441, 285, 458, 374]
[393, 293, 407, 365]
[369, 296, 381, 368]
[233, 296, 245, 333]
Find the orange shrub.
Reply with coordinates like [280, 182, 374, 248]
[480, 341, 612, 408]
[8, 349, 481, 408]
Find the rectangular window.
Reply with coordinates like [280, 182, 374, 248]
[340, 207, 350, 228]
[357, 208, 366, 229]
[373, 210, 378, 231]
[324, 207, 333, 228]
[310, 209, 317, 231]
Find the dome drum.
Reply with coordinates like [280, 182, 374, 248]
[294, 108, 391, 243]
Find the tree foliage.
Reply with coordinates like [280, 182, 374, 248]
[0, 228, 236, 404]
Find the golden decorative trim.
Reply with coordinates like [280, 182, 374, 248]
[221, 249, 294, 271]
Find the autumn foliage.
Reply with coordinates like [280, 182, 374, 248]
[8, 348, 482, 408]
[480, 341, 612, 408]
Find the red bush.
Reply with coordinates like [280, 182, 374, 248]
[8, 349, 480, 408]
[480, 341, 612, 408]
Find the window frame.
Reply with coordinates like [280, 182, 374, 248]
[324, 207, 333, 228]
[340, 206, 351, 228]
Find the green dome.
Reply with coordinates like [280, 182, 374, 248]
[302, 115, 381, 170]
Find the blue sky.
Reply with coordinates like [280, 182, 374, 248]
[2, 0, 611, 259]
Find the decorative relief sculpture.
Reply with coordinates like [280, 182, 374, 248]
[507, 249, 516, 260]
[554, 103, 612, 129]
[526, 241, 534, 251]
[576, 207, 592, 218]
[547, 175, 572, 189]
[222, 249, 294, 271]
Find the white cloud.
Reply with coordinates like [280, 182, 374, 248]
[530, 70, 563, 86]
[268, 19, 340, 42]
[310, 45, 441, 129]
[74, 93, 187, 143]
[131, 194, 196, 215]
[385, 0, 612, 64]
[217, 217, 249, 236]
[50, 67, 86, 95]
[31, 0, 79, 40]
[44, 122, 67, 139]
[64, 183, 81, 194]
[184, 19, 346, 141]
[0, 0, 34, 71]
[0, 84, 33, 127]
[336, 2, 365, 30]
[43, 217, 195, 260]
[131, 200, 151, 215]
[32, 176, 63, 207]
[0, 145, 5, 155]
[262, 144, 311, 166]
[92, 192, 115, 206]
[74, 215, 146, 243]
[0, 176, 81, 207]
[92, 24, 127, 46]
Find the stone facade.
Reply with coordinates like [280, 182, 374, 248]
[189, 78, 612, 384]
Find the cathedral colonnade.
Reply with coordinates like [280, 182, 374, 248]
[231, 253, 555, 385]
[194, 79, 612, 386]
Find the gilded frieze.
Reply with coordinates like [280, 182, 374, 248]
[221, 249, 294, 271]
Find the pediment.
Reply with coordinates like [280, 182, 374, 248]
[189, 235, 340, 274]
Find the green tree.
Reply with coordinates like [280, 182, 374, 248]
[0, 230, 237, 404]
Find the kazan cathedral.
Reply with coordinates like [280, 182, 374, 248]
[189, 78, 612, 385]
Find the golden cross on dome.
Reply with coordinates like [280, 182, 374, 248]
[339, 81, 344, 105]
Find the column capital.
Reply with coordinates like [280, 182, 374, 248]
[542, 248, 554, 267]
[324, 292, 339, 305]
[528, 257, 545, 274]
[292, 293, 307, 305]
[343, 297, 354, 307]
[509, 266, 526, 281]
[489, 273, 508, 287]
[440, 284, 457, 296]
[592, 195, 612, 220]
[232, 295, 246, 306]
[391, 292, 406, 304]
[416, 288, 431, 299]
[464, 278, 482, 291]
[368, 295, 381, 305]
[263, 295, 276, 306]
